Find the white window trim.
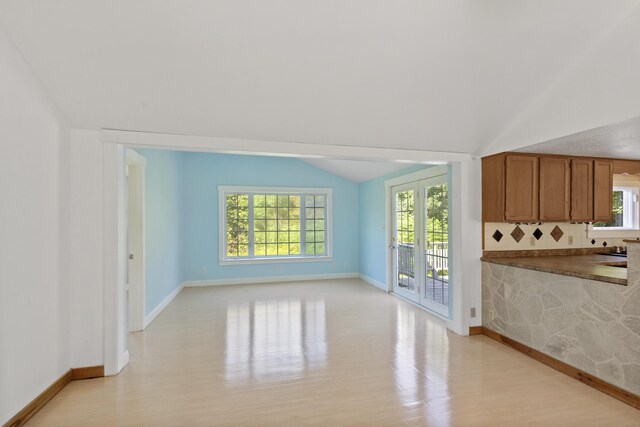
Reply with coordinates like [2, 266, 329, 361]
[218, 186, 333, 265]
[589, 186, 640, 238]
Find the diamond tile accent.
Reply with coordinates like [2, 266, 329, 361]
[533, 228, 543, 240]
[492, 230, 503, 242]
[591, 239, 596, 245]
[550, 225, 564, 242]
[603, 241, 608, 247]
[510, 226, 525, 243]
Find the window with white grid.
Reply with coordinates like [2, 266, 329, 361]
[219, 186, 332, 264]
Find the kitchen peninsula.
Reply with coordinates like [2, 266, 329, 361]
[482, 242, 640, 406]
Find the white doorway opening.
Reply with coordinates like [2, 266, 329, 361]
[388, 166, 450, 318]
[125, 149, 146, 333]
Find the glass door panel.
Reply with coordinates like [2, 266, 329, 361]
[392, 187, 419, 302]
[421, 178, 449, 317]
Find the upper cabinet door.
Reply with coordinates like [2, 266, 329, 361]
[539, 157, 570, 221]
[593, 159, 614, 222]
[482, 154, 506, 222]
[570, 159, 594, 221]
[505, 154, 539, 221]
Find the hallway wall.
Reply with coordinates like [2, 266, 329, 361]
[0, 26, 71, 425]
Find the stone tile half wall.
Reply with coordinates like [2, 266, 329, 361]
[482, 262, 640, 396]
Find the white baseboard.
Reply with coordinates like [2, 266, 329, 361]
[357, 273, 388, 291]
[183, 272, 358, 287]
[144, 283, 184, 328]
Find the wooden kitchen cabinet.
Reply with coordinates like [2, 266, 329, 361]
[481, 152, 615, 225]
[482, 154, 506, 222]
[593, 159, 613, 222]
[613, 159, 640, 175]
[570, 158, 593, 221]
[505, 154, 539, 221]
[539, 157, 570, 221]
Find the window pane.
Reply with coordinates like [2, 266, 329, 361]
[276, 195, 287, 207]
[225, 189, 329, 260]
[594, 190, 625, 227]
[266, 244, 278, 255]
[305, 195, 315, 207]
[266, 195, 277, 207]
[238, 244, 249, 257]
[226, 193, 249, 258]
[277, 244, 289, 255]
[254, 194, 266, 207]
[316, 243, 325, 255]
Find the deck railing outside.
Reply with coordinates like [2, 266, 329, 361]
[397, 242, 448, 279]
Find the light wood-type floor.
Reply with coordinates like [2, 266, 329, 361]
[29, 279, 640, 426]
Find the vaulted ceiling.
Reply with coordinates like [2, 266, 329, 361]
[1, 0, 640, 158]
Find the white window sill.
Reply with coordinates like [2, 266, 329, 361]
[219, 256, 333, 266]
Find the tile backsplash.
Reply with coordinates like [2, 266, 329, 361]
[484, 222, 630, 251]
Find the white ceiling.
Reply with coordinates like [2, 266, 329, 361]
[515, 115, 640, 160]
[1, 1, 639, 155]
[301, 158, 413, 183]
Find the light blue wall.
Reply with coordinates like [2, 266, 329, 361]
[135, 149, 184, 315]
[137, 147, 443, 316]
[182, 152, 359, 281]
[357, 165, 432, 285]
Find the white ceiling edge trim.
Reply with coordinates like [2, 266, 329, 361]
[100, 129, 473, 164]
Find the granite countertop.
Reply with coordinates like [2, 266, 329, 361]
[481, 254, 627, 286]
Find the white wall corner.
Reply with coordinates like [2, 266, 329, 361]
[358, 273, 388, 292]
[144, 283, 185, 329]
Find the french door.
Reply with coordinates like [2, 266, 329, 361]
[391, 174, 449, 318]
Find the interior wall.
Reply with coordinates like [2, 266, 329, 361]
[69, 130, 104, 368]
[181, 151, 359, 282]
[134, 148, 184, 315]
[0, 26, 71, 425]
[357, 164, 431, 286]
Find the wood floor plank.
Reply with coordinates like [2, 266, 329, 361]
[26, 279, 640, 426]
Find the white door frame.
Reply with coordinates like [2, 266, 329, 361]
[390, 182, 422, 303]
[125, 149, 146, 332]
[104, 143, 127, 375]
[385, 165, 466, 335]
